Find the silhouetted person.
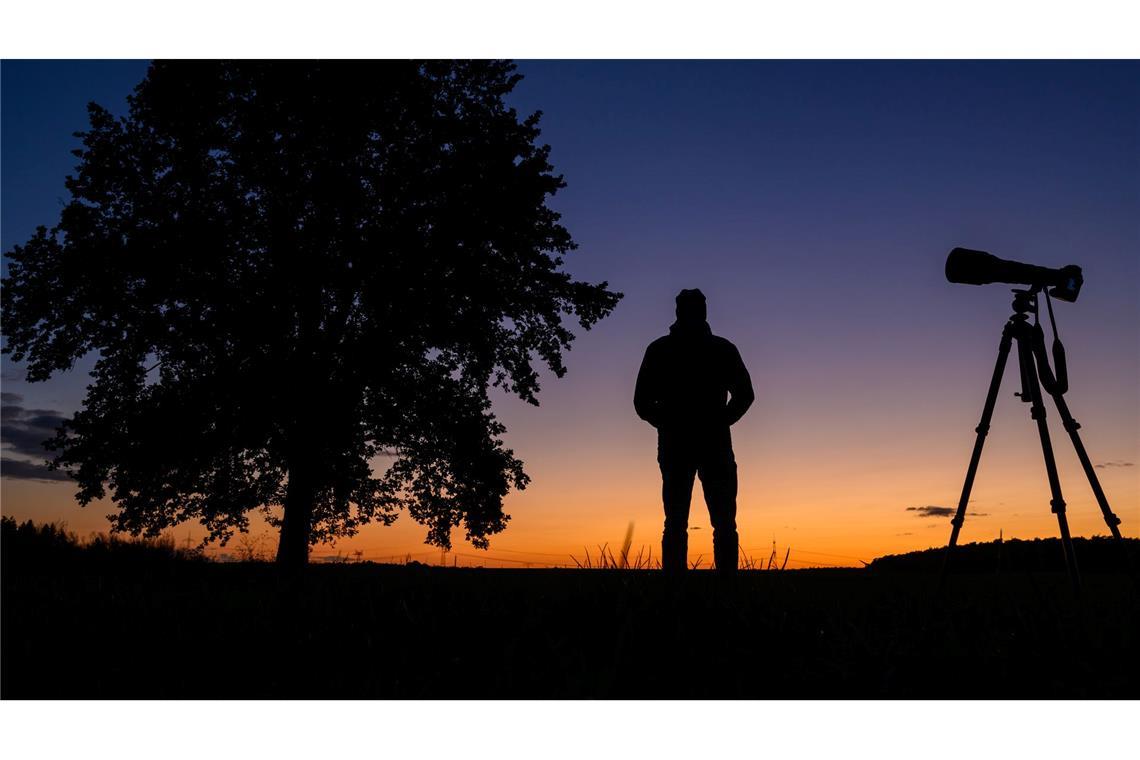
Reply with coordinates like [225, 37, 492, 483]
[634, 289, 754, 574]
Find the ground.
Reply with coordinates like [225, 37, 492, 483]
[3, 556, 1136, 698]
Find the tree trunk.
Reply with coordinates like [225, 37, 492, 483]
[276, 457, 315, 567]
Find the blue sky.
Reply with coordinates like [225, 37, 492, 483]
[3, 60, 1137, 560]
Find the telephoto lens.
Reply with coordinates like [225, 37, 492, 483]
[945, 247, 1082, 302]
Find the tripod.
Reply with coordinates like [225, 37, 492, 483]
[942, 286, 1124, 591]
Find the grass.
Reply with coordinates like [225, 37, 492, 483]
[2, 535, 1136, 698]
[570, 522, 792, 571]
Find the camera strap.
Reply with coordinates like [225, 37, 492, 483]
[1039, 289, 1069, 395]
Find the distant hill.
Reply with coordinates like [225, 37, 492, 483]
[867, 535, 1139, 573]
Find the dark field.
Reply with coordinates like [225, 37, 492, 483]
[3, 542, 1137, 698]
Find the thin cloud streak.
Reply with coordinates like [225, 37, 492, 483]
[1, 457, 71, 482]
[906, 505, 988, 519]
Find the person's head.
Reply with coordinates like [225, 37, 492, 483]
[675, 288, 707, 323]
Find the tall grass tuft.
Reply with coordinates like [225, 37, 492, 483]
[619, 522, 634, 569]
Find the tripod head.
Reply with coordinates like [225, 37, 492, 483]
[1006, 285, 1069, 399]
[1009, 287, 1040, 320]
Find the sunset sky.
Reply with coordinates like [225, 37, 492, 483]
[2, 60, 1137, 567]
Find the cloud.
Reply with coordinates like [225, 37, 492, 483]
[907, 505, 988, 519]
[907, 505, 956, 518]
[1095, 460, 1134, 469]
[1, 457, 71, 482]
[1, 397, 68, 462]
[0, 396, 73, 482]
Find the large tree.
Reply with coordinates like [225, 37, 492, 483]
[2, 60, 620, 566]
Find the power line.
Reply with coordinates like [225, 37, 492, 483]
[741, 546, 867, 563]
[450, 552, 573, 566]
[464, 547, 575, 558]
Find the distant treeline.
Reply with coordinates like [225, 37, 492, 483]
[867, 535, 1138, 573]
[1, 517, 205, 572]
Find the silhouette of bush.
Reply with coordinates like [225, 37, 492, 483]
[866, 535, 1138, 573]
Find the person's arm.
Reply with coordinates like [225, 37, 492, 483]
[724, 344, 754, 426]
[634, 344, 663, 428]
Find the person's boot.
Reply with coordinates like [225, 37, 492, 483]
[713, 531, 738, 576]
[662, 529, 687, 575]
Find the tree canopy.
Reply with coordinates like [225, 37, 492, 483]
[2, 60, 621, 564]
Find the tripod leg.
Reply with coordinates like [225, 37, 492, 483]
[1021, 339, 1082, 592]
[1046, 392, 1124, 539]
[941, 325, 1014, 581]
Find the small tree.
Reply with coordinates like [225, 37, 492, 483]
[2, 61, 620, 566]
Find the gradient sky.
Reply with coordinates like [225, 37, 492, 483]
[2, 60, 1137, 566]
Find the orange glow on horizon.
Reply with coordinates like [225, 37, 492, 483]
[5, 421, 1136, 569]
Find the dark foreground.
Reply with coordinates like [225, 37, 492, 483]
[3, 553, 1137, 698]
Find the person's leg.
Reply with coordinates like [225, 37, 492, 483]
[659, 438, 697, 574]
[699, 443, 739, 574]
